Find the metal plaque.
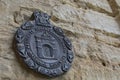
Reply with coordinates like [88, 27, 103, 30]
[15, 11, 74, 77]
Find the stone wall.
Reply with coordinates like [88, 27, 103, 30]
[0, 0, 120, 80]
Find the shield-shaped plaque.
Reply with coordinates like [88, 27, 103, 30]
[15, 11, 74, 77]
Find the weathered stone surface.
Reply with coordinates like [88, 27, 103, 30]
[52, 4, 120, 35]
[0, 0, 120, 80]
[82, 10, 120, 35]
[52, 4, 83, 23]
[115, 0, 120, 8]
[55, 0, 112, 14]
[78, 0, 112, 14]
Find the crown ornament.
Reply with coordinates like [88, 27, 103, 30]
[33, 11, 51, 27]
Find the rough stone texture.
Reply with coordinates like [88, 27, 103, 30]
[57, 0, 113, 15]
[0, 0, 120, 80]
[52, 4, 120, 35]
[115, 0, 120, 8]
[77, 0, 112, 14]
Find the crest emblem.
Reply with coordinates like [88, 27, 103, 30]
[15, 11, 74, 77]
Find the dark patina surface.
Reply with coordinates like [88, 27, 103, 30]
[15, 11, 74, 77]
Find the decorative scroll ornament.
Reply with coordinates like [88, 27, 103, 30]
[15, 11, 74, 77]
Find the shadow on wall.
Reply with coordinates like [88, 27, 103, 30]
[107, 0, 120, 31]
[115, 11, 120, 27]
